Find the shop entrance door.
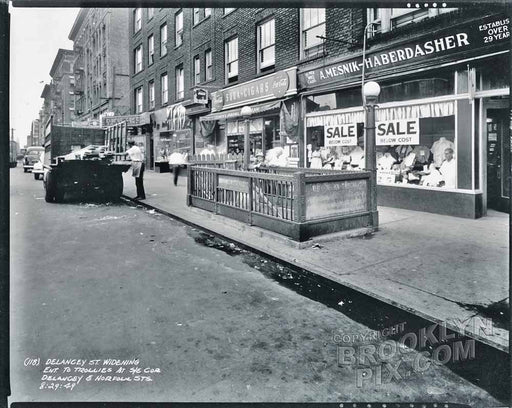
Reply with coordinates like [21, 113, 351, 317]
[486, 108, 510, 213]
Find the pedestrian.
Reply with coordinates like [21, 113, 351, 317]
[168, 150, 187, 186]
[124, 140, 146, 200]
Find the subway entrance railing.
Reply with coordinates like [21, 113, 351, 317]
[187, 165, 378, 242]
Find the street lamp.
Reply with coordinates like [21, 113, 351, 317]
[241, 106, 252, 171]
[363, 80, 380, 228]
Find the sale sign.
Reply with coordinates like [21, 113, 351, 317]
[324, 124, 358, 146]
[376, 119, 420, 146]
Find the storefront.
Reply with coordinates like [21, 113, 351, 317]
[199, 67, 300, 164]
[298, 12, 510, 218]
[152, 102, 193, 172]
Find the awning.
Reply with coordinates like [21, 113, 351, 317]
[200, 99, 284, 122]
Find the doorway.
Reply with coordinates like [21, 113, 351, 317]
[486, 108, 510, 213]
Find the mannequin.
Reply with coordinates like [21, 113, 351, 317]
[431, 137, 455, 167]
[377, 152, 396, 170]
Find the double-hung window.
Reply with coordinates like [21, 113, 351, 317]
[134, 44, 143, 73]
[301, 8, 326, 59]
[176, 65, 184, 100]
[147, 8, 154, 20]
[193, 8, 200, 25]
[148, 80, 155, 109]
[161, 73, 168, 105]
[194, 56, 201, 85]
[225, 37, 238, 83]
[135, 86, 143, 113]
[175, 10, 183, 47]
[134, 8, 142, 33]
[160, 23, 168, 57]
[205, 49, 213, 81]
[148, 35, 154, 65]
[257, 18, 275, 71]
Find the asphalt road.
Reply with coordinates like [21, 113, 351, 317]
[9, 166, 501, 404]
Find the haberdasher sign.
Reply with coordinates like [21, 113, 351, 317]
[324, 124, 358, 146]
[299, 14, 509, 89]
[376, 119, 419, 146]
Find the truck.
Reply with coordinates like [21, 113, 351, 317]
[43, 124, 130, 203]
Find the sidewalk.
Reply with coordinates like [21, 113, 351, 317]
[122, 170, 509, 351]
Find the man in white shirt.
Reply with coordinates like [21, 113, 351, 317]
[124, 141, 146, 199]
[439, 148, 456, 189]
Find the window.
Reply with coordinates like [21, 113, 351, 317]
[160, 23, 168, 57]
[367, 7, 457, 35]
[176, 65, 184, 100]
[301, 8, 326, 59]
[134, 44, 143, 73]
[257, 18, 275, 71]
[149, 80, 155, 109]
[161, 73, 168, 104]
[148, 35, 154, 65]
[134, 8, 142, 33]
[205, 8, 212, 17]
[224, 8, 235, 15]
[135, 86, 143, 113]
[205, 49, 213, 80]
[194, 55, 201, 85]
[175, 10, 183, 47]
[147, 8, 154, 20]
[225, 37, 238, 83]
[193, 8, 200, 25]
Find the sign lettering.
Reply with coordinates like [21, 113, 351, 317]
[324, 124, 358, 146]
[376, 119, 420, 146]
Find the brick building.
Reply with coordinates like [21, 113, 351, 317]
[69, 8, 131, 124]
[30, 119, 41, 147]
[40, 49, 76, 127]
[128, 7, 363, 170]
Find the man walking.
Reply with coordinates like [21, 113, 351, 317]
[168, 150, 187, 186]
[125, 140, 146, 199]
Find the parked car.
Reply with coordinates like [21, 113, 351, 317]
[32, 151, 45, 180]
[23, 146, 44, 173]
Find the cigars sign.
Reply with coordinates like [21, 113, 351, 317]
[211, 67, 297, 112]
[299, 14, 509, 88]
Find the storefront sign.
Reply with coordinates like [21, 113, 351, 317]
[377, 170, 400, 184]
[211, 67, 297, 112]
[299, 14, 510, 89]
[376, 119, 419, 146]
[324, 124, 358, 146]
[193, 88, 209, 105]
[102, 114, 150, 127]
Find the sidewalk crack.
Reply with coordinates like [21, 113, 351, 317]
[384, 277, 462, 305]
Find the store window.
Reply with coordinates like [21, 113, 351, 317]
[225, 37, 238, 83]
[257, 18, 275, 72]
[161, 73, 168, 105]
[175, 10, 183, 47]
[134, 45, 143, 73]
[176, 65, 184, 100]
[194, 55, 201, 85]
[205, 49, 213, 80]
[301, 8, 325, 59]
[367, 7, 457, 36]
[160, 23, 168, 57]
[134, 8, 142, 33]
[148, 35, 154, 65]
[135, 86, 143, 113]
[149, 80, 155, 109]
[226, 118, 263, 154]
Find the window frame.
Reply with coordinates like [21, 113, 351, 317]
[175, 10, 184, 48]
[147, 8, 155, 20]
[225, 36, 239, 84]
[161, 73, 168, 105]
[148, 34, 155, 66]
[193, 8, 201, 25]
[257, 17, 275, 72]
[134, 8, 142, 33]
[160, 23, 168, 57]
[135, 86, 143, 114]
[134, 44, 143, 73]
[223, 8, 235, 15]
[205, 49, 213, 81]
[300, 8, 326, 60]
[148, 80, 155, 110]
[175, 65, 184, 100]
[194, 55, 201, 85]
[204, 8, 212, 18]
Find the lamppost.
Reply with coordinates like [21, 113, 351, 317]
[241, 106, 252, 171]
[363, 80, 380, 228]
